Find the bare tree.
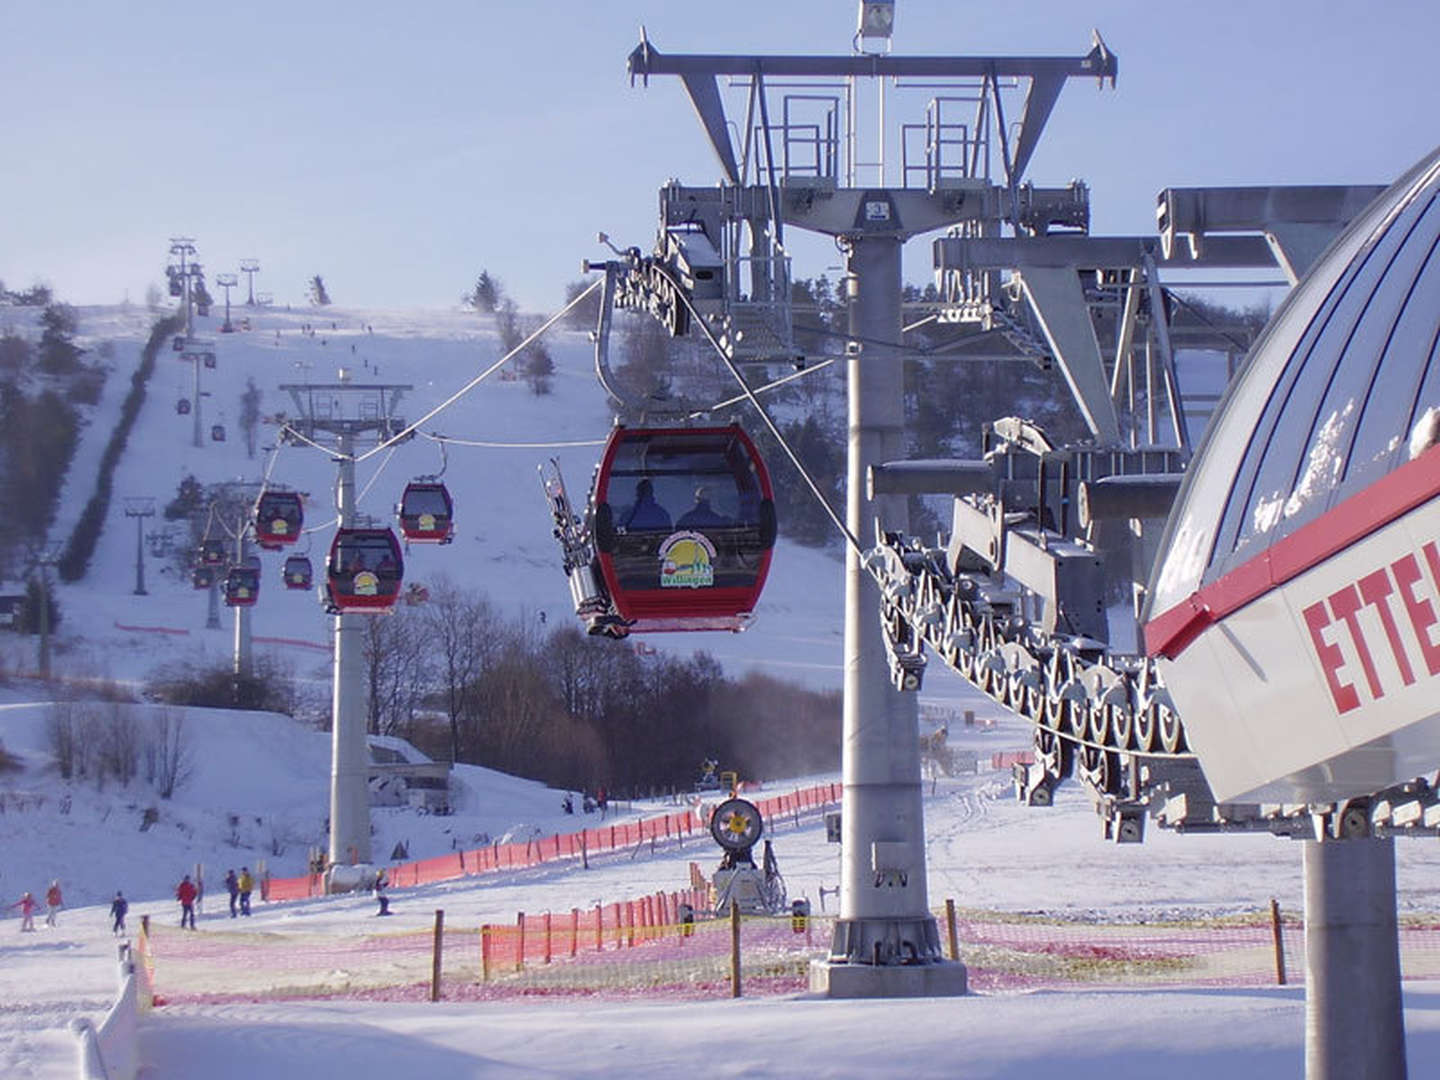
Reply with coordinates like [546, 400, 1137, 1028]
[146, 708, 194, 799]
[363, 606, 433, 737]
[421, 578, 498, 762]
[99, 703, 141, 786]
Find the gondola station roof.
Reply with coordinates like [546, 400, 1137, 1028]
[1144, 145, 1440, 803]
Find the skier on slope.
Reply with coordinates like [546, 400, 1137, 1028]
[11, 891, 37, 932]
[175, 875, 198, 930]
[44, 880, 62, 927]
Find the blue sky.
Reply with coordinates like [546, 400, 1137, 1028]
[3, 0, 1437, 314]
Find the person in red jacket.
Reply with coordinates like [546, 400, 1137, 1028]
[176, 875, 198, 930]
[44, 880, 62, 927]
[10, 892, 36, 932]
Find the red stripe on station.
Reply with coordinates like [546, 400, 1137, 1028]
[1144, 444, 1440, 660]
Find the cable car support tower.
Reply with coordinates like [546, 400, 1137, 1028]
[279, 376, 411, 871]
[603, 16, 1431, 1067]
[611, 9, 1131, 997]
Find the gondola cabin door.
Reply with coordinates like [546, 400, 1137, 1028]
[591, 425, 776, 633]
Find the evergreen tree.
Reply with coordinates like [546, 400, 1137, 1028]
[308, 275, 332, 306]
[470, 271, 500, 313]
[164, 475, 206, 521]
[38, 303, 84, 374]
[524, 343, 554, 396]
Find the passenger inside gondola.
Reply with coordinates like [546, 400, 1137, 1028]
[620, 478, 672, 531]
[677, 486, 730, 529]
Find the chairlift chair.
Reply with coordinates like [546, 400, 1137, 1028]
[211, 424, 226, 442]
[176, 397, 191, 415]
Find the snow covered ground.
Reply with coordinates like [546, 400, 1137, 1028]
[3, 303, 1439, 1076]
[4, 692, 1440, 1078]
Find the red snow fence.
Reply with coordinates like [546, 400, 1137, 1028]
[990, 749, 1034, 770]
[136, 900, 1440, 1005]
[264, 782, 842, 902]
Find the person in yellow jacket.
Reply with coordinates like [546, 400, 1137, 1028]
[237, 867, 254, 916]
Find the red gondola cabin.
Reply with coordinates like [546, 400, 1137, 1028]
[325, 528, 404, 613]
[282, 554, 313, 590]
[198, 539, 227, 567]
[588, 425, 776, 634]
[223, 565, 261, 607]
[255, 491, 304, 549]
[397, 482, 454, 543]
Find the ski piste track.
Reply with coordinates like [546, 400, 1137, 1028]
[867, 526, 1440, 845]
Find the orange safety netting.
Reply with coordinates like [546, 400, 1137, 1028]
[136, 902, 1440, 1005]
[264, 782, 841, 902]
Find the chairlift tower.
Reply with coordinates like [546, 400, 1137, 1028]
[216, 273, 238, 332]
[240, 259, 260, 306]
[122, 497, 155, 596]
[624, 4, 1115, 997]
[279, 375, 411, 871]
[168, 238, 197, 336]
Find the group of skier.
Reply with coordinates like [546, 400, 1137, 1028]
[8, 880, 63, 931]
[174, 867, 254, 929]
[8, 880, 129, 935]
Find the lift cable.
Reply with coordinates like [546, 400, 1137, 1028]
[357, 444, 400, 503]
[353, 279, 604, 464]
[419, 431, 608, 450]
[655, 263, 862, 555]
[688, 355, 838, 418]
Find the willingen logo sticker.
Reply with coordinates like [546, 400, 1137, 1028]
[659, 531, 717, 589]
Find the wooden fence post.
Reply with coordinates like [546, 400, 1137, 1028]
[581, 829, 589, 870]
[1270, 898, 1288, 986]
[430, 909, 444, 1002]
[570, 908, 579, 957]
[480, 924, 492, 982]
[945, 899, 960, 961]
[516, 911, 525, 972]
[543, 912, 552, 964]
[730, 902, 742, 998]
[595, 903, 604, 951]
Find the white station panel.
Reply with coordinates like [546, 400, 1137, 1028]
[1161, 495, 1440, 802]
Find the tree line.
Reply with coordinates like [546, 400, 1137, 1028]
[361, 578, 841, 795]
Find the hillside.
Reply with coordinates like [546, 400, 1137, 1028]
[0, 300, 876, 695]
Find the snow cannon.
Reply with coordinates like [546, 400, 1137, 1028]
[708, 798, 786, 916]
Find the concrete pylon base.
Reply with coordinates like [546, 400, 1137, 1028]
[810, 959, 968, 998]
